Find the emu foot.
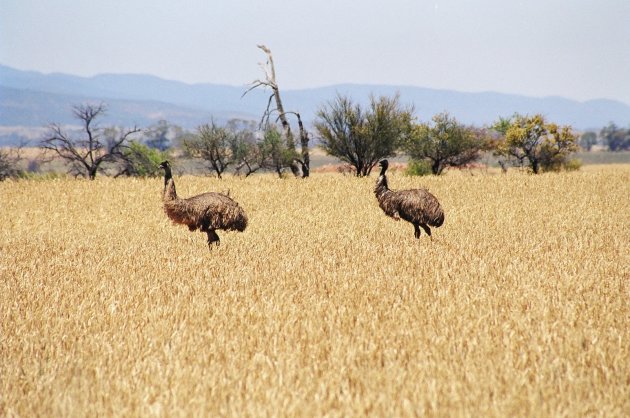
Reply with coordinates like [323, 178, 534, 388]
[206, 230, 220, 250]
[413, 223, 434, 240]
[420, 223, 432, 239]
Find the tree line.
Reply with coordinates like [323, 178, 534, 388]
[1, 45, 629, 181]
[1, 96, 629, 181]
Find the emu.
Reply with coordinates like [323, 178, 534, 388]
[374, 160, 444, 239]
[158, 161, 247, 249]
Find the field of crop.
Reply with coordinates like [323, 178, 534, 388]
[1, 165, 629, 416]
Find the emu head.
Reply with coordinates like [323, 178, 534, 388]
[378, 159, 389, 176]
[158, 160, 172, 185]
[375, 160, 390, 195]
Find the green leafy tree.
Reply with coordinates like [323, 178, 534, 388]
[259, 127, 296, 177]
[579, 131, 598, 151]
[314, 94, 413, 176]
[489, 116, 513, 172]
[232, 138, 264, 177]
[116, 141, 168, 177]
[227, 120, 265, 177]
[183, 121, 236, 179]
[404, 112, 489, 175]
[495, 114, 578, 173]
[600, 122, 630, 151]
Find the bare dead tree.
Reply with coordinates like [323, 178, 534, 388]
[284, 111, 310, 177]
[40, 103, 140, 180]
[243, 44, 310, 177]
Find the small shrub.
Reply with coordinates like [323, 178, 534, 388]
[0, 148, 22, 181]
[405, 159, 433, 176]
[563, 158, 582, 172]
[119, 141, 169, 177]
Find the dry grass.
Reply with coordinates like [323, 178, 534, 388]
[1, 165, 629, 417]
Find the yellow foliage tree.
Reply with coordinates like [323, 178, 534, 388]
[496, 114, 579, 173]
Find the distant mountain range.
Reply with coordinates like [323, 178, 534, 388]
[1, 64, 629, 145]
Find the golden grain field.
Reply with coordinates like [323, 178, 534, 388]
[1, 166, 629, 417]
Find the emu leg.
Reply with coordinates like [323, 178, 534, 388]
[206, 229, 220, 249]
[420, 223, 432, 239]
[413, 223, 421, 239]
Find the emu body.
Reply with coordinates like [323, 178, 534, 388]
[375, 160, 444, 239]
[159, 161, 247, 249]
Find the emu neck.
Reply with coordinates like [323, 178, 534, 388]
[163, 168, 177, 202]
[375, 174, 390, 199]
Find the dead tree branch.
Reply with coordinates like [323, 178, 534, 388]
[40, 103, 140, 179]
[243, 44, 310, 177]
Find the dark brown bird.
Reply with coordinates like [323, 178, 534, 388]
[374, 159, 444, 239]
[158, 161, 247, 249]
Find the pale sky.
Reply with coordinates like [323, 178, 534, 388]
[1, 0, 629, 104]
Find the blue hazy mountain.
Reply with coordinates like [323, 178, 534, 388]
[1, 64, 628, 135]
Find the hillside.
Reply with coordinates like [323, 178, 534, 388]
[1, 64, 629, 145]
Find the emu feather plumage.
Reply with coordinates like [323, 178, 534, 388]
[375, 160, 444, 239]
[159, 161, 247, 249]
